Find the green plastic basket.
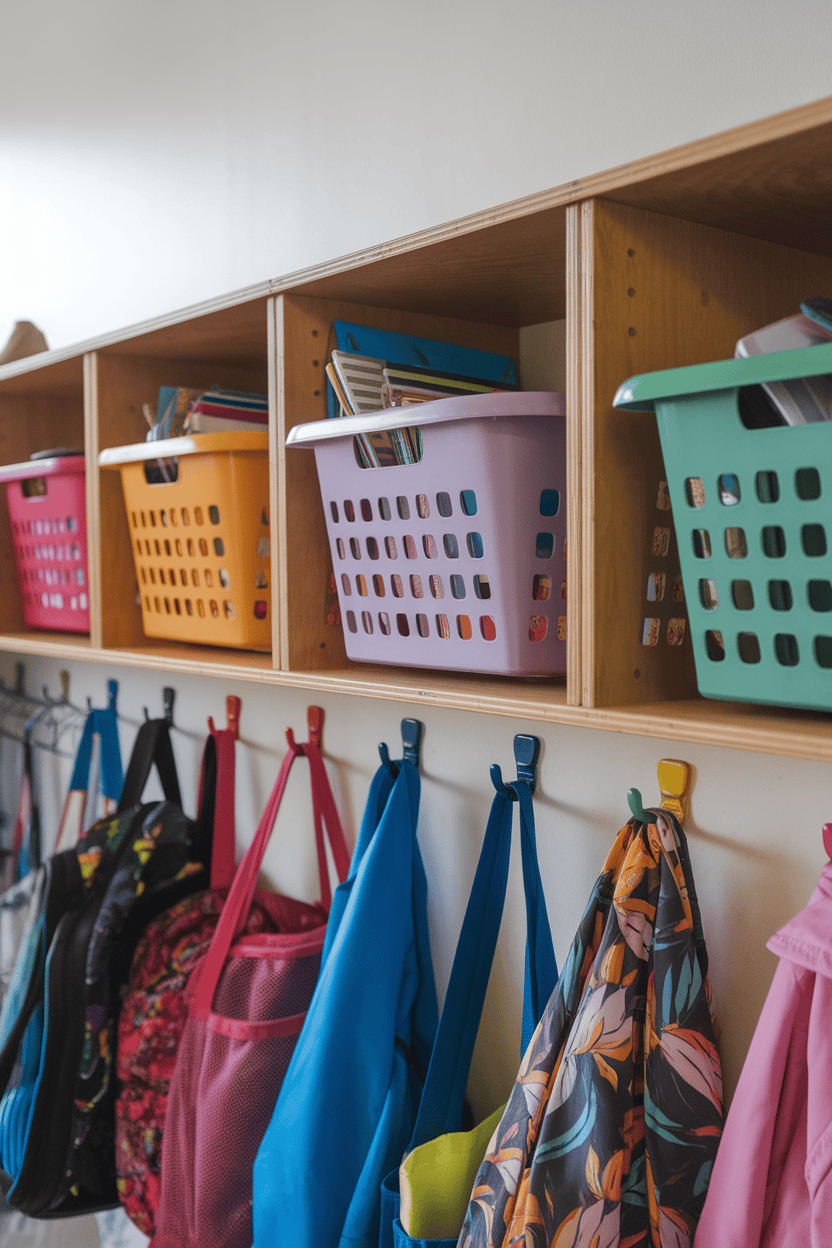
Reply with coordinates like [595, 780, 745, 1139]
[614, 342, 832, 712]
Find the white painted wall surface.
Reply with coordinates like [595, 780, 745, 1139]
[1, 2, 832, 1242]
[1, 0, 831, 349]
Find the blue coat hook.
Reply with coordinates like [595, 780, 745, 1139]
[491, 734, 541, 800]
[379, 718, 423, 776]
[401, 719, 422, 769]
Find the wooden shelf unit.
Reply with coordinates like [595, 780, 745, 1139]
[4, 97, 832, 760]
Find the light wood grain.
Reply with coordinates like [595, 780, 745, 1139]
[580, 202, 595, 708]
[585, 199, 832, 708]
[565, 204, 582, 706]
[84, 353, 102, 648]
[267, 297, 281, 666]
[283, 209, 567, 328]
[278, 294, 520, 674]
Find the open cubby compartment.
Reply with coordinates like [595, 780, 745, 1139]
[275, 202, 579, 702]
[90, 297, 273, 657]
[582, 197, 832, 715]
[0, 354, 89, 644]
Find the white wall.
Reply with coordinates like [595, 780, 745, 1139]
[1, 0, 831, 349]
[2, 4, 832, 1242]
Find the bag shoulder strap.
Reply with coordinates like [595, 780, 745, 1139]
[196, 697, 240, 891]
[117, 717, 181, 813]
[191, 719, 348, 1019]
[409, 760, 558, 1150]
[54, 684, 124, 853]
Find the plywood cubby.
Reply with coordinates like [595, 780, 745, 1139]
[581, 196, 832, 753]
[90, 298, 272, 663]
[274, 201, 579, 709]
[0, 355, 90, 648]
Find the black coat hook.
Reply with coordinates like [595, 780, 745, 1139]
[145, 686, 175, 726]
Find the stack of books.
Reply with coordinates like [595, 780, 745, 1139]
[326, 336, 520, 468]
[145, 386, 268, 440]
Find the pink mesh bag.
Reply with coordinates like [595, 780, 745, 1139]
[149, 710, 350, 1248]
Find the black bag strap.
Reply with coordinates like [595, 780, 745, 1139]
[117, 718, 182, 813]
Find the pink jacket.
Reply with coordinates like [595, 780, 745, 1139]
[695, 829, 832, 1247]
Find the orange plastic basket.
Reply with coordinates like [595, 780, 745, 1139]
[100, 433, 271, 650]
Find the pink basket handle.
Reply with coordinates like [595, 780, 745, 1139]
[191, 712, 349, 1020]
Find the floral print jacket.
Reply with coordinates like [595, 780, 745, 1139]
[458, 811, 723, 1248]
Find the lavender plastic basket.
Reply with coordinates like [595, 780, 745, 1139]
[287, 391, 566, 676]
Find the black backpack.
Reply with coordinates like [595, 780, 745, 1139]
[0, 713, 222, 1218]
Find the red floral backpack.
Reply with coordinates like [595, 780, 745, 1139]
[114, 695, 245, 1234]
[114, 701, 350, 1238]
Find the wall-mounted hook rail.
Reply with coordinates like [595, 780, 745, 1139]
[0, 667, 90, 757]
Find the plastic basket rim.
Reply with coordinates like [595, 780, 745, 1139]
[613, 340, 832, 412]
[286, 389, 565, 449]
[0, 455, 85, 483]
[99, 431, 268, 468]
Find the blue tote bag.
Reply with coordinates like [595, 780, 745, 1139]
[252, 726, 438, 1248]
[380, 735, 558, 1248]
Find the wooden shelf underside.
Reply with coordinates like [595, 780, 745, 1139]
[3, 632, 831, 762]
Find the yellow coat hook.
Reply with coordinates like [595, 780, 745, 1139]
[657, 759, 693, 826]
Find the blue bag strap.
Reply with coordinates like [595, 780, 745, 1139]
[67, 713, 96, 795]
[67, 680, 122, 803]
[408, 744, 557, 1150]
[93, 679, 123, 803]
[515, 782, 558, 1051]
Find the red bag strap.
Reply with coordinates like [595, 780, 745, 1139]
[287, 707, 351, 909]
[191, 708, 349, 1019]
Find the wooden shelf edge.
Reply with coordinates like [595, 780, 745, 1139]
[581, 699, 832, 763]
[3, 636, 831, 761]
[0, 633, 95, 660]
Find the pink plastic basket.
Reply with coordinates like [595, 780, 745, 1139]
[0, 453, 89, 633]
[287, 391, 567, 676]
